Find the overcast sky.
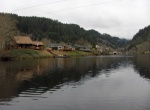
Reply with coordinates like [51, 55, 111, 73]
[0, 0, 150, 39]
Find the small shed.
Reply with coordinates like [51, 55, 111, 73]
[48, 44, 62, 50]
[63, 45, 75, 51]
[32, 41, 44, 50]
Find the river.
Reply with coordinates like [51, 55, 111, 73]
[0, 55, 150, 110]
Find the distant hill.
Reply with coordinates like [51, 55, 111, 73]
[0, 13, 129, 50]
[128, 25, 150, 53]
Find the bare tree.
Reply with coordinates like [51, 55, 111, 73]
[0, 13, 18, 50]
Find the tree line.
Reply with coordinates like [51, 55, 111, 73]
[128, 25, 150, 50]
[0, 13, 129, 49]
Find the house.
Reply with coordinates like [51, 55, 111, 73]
[73, 44, 91, 51]
[48, 44, 75, 51]
[14, 36, 33, 49]
[63, 45, 75, 51]
[58, 46, 64, 51]
[14, 36, 44, 50]
[48, 44, 63, 50]
[79, 46, 91, 52]
[96, 45, 103, 52]
[32, 41, 44, 50]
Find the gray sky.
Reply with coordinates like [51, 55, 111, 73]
[0, 0, 150, 39]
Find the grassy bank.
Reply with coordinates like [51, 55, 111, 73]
[0, 49, 53, 60]
[0, 49, 92, 61]
[52, 50, 92, 56]
[65, 51, 92, 56]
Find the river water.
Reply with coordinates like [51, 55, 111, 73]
[0, 55, 150, 110]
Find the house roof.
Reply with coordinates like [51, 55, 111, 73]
[14, 36, 33, 44]
[14, 36, 44, 46]
[32, 41, 44, 46]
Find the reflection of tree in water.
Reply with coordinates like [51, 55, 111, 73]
[0, 59, 50, 102]
[133, 55, 150, 79]
[0, 56, 131, 101]
[18, 56, 130, 96]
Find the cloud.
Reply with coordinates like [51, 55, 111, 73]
[0, 0, 150, 39]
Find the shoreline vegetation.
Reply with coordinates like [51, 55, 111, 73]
[0, 49, 149, 61]
[0, 13, 149, 60]
[0, 49, 92, 61]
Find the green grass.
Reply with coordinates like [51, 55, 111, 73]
[11, 49, 38, 56]
[0, 49, 92, 61]
[9, 49, 53, 60]
[65, 51, 92, 56]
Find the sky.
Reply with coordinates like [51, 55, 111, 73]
[0, 0, 150, 39]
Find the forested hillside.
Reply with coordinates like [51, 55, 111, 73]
[0, 13, 129, 49]
[128, 25, 150, 53]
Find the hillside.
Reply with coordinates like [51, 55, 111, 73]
[128, 25, 150, 53]
[0, 13, 129, 50]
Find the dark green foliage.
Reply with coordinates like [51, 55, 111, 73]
[87, 30, 129, 48]
[132, 25, 150, 42]
[1, 13, 129, 48]
[129, 25, 150, 50]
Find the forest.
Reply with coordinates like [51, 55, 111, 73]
[0, 13, 129, 50]
[128, 25, 150, 53]
[131, 25, 150, 45]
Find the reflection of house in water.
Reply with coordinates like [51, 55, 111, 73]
[0, 56, 133, 102]
[0, 59, 52, 100]
[57, 58, 64, 69]
[0, 71, 18, 100]
[16, 69, 34, 81]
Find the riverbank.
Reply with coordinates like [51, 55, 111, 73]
[52, 50, 92, 57]
[0, 49, 92, 61]
[0, 49, 53, 61]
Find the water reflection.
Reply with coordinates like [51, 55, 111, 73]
[0, 55, 150, 110]
[0, 56, 131, 101]
[133, 55, 150, 79]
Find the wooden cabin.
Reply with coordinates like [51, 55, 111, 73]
[14, 36, 44, 50]
[48, 44, 75, 51]
[63, 45, 75, 51]
[14, 36, 33, 49]
[32, 41, 44, 50]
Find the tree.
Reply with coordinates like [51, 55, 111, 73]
[0, 13, 18, 49]
[0, 13, 129, 50]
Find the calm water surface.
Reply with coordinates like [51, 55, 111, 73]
[0, 55, 150, 110]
